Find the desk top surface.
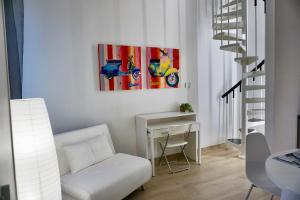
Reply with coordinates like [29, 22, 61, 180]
[136, 111, 196, 120]
[147, 120, 199, 130]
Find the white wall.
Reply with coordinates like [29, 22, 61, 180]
[266, 0, 300, 152]
[196, 0, 239, 147]
[23, 0, 192, 155]
[23, 0, 242, 151]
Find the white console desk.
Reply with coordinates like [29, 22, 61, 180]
[136, 112, 201, 176]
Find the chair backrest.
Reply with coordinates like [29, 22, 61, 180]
[246, 132, 271, 176]
[281, 189, 300, 200]
[246, 132, 271, 163]
[168, 123, 192, 139]
[54, 124, 115, 176]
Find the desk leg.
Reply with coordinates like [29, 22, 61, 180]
[150, 133, 155, 176]
[195, 131, 199, 164]
[198, 130, 201, 165]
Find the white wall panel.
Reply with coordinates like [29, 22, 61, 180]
[23, 0, 188, 154]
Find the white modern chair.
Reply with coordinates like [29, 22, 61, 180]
[158, 124, 192, 173]
[281, 189, 300, 200]
[245, 132, 281, 200]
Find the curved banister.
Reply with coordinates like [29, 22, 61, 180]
[221, 59, 265, 99]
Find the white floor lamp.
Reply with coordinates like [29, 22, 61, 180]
[10, 98, 61, 200]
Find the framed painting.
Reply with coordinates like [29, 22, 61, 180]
[146, 47, 180, 89]
[98, 44, 142, 91]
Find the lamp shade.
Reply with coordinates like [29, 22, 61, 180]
[10, 98, 61, 200]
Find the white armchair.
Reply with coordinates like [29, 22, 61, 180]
[54, 124, 152, 200]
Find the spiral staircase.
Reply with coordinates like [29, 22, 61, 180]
[212, 0, 266, 157]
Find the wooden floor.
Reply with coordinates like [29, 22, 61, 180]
[125, 146, 280, 200]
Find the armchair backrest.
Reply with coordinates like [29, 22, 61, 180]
[54, 124, 115, 176]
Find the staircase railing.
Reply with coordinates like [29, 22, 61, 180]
[212, 0, 266, 156]
[221, 59, 265, 103]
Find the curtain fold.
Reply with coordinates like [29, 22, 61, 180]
[4, 0, 24, 99]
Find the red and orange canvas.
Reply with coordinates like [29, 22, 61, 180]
[146, 47, 180, 89]
[98, 44, 142, 91]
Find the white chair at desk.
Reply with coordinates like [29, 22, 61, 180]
[158, 124, 192, 173]
[136, 111, 201, 176]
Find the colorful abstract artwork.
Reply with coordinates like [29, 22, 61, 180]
[146, 47, 180, 89]
[98, 44, 142, 91]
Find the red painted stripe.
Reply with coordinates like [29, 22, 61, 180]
[173, 49, 180, 69]
[107, 45, 114, 90]
[119, 45, 129, 90]
[135, 47, 142, 89]
[151, 47, 160, 59]
[146, 47, 150, 88]
[173, 49, 180, 88]
[107, 45, 113, 59]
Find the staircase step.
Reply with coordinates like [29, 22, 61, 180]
[245, 85, 265, 91]
[216, 9, 243, 21]
[235, 56, 258, 65]
[248, 128, 256, 133]
[248, 124, 265, 133]
[220, 43, 246, 54]
[239, 128, 256, 133]
[243, 71, 265, 79]
[247, 112, 265, 118]
[222, 0, 242, 8]
[213, 32, 245, 42]
[247, 109, 265, 116]
[248, 121, 265, 128]
[245, 98, 265, 103]
[213, 22, 244, 30]
[248, 108, 265, 112]
[248, 118, 265, 122]
[227, 138, 242, 149]
[222, 4, 242, 12]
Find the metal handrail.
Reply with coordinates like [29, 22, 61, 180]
[221, 59, 265, 100]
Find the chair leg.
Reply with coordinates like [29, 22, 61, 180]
[181, 146, 191, 170]
[164, 154, 174, 173]
[159, 137, 169, 166]
[164, 146, 191, 174]
[270, 195, 274, 200]
[158, 143, 165, 166]
[245, 184, 255, 200]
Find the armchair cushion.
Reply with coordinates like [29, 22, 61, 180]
[63, 134, 114, 174]
[54, 125, 115, 176]
[88, 135, 114, 162]
[61, 153, 152, 200]
[63, 141, 96, 174]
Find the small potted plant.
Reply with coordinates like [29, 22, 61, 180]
[179, 103, 194, 113]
